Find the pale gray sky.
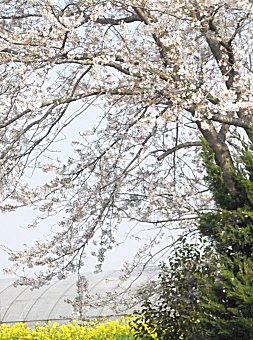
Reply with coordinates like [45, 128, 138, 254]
[0, 101, 177, 279]
[0, 206, 146, 278]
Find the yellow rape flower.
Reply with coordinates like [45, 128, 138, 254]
[0, 316, 145, 340]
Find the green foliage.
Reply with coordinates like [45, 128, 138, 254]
[196, 262, 253, 339]
[197, 138, 253, 338]
[199, 208, 253, 260]
[136, 136, 253, 339]
[200, 136, 253, 210]
[133, 237, 217, 339]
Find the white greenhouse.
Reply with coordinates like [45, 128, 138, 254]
[0, 269, 157, 326]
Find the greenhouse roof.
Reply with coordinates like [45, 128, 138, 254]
[0, 268, 157, 325]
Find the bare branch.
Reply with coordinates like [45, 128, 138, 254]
[208, 113, 253, 129]
[157, 142, 201, 161]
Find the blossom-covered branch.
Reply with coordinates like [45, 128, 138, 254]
[0, 0, 253, 286]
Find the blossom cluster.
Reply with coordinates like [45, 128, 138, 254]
[1, 0, 253, 290]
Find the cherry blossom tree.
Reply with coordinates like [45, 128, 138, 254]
[1, 0, 253, 287]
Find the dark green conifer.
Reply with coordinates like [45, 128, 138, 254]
[135, 136, 253, 339]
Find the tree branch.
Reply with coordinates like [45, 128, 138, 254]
[0, 88, 143, 129]
[157, 142, 201, 161]
[197, 119, 238, 197]
[208, 113, 253, 129]
[133, 6, 169, 67]
[83, 13, 141, 25]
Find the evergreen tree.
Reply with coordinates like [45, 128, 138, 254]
[197, 138, 253, 339]
[135, 138, 253, 339]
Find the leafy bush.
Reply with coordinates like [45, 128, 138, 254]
[132, 238, 216, 339]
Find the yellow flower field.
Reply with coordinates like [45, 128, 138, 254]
[0, 316, 158, 340]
